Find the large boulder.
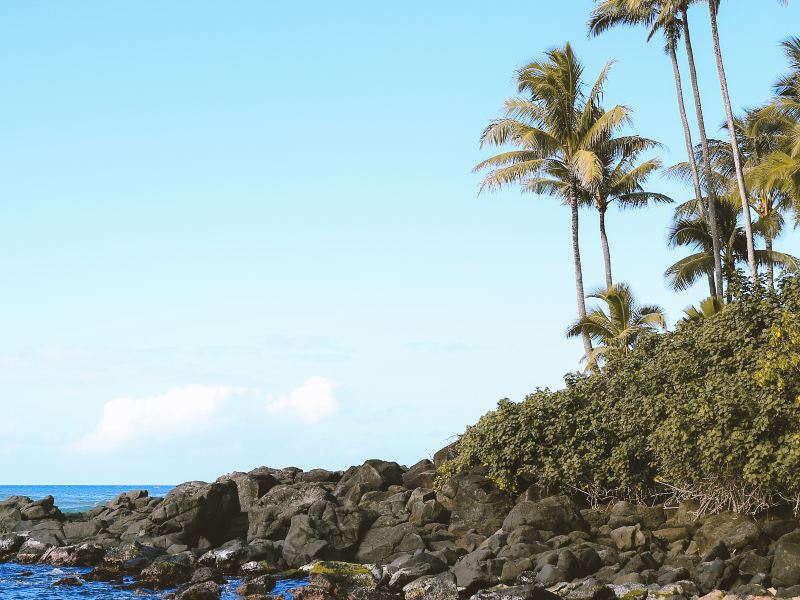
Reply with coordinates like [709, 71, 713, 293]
[148, 481, 240, 546]
[403, 460, 438, 489]
[772, 530, 800, 587]
[282, 501, 371, 566]
[354, 522, 426, 564]
[451, 547, 503, 594]
[247, 483, 332, 542]
[216, 470, 279, 513]
[502, 496, 587, 535]
[693, 512, 764, 556]
[334, 460, 405, 503]
[439, 469, 513, 537]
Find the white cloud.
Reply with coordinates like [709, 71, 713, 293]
[73, 378, 340, 453]
[266, 377, 338, 424]
[75, 385, 237, 453]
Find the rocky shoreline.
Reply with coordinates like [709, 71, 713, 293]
[2, 452, 800, 600]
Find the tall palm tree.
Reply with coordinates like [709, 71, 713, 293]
[702, 0, 789, 281]
[581, 137, 672, 288]
[474, 43, 630, 359]
[566, 282, 667, 369]
[677, 1, 725, 299]
[711, 110, 797, 289]
[588, 0, 724, 299]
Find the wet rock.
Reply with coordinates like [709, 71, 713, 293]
[171, 580, 221, 600]
[41, 542, 105, 566]
[236, 573, 276, 595]
[53, 576, 83, 587]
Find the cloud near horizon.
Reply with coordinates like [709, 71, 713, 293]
[75, 377, 338, 453]
[266, 376, 338, 424]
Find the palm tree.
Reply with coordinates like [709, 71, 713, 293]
[682, 296, 724, 322]
[665, 197, 797, 301]
[566, 282, 667, 369]
[474, 43, 630, 359]
[588, 0, 724, 299]
[702, 0, 789, 281]
[581, 137, 672, 288]
[713, 110, 797, 289]
[759, 38, 800, 201]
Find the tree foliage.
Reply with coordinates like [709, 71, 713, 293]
[439, 275, 800, 513]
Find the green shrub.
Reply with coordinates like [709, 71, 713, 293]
[438, 275, 800, 513]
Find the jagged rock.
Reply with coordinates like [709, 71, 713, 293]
[693, 512, 764, 556]
[216, 470, 279, 513]
[772, 530, 800, 587]
[386, 551, 447, 590]
[452, 547, 503, 593]
[355, 522, 425, 564]
[198, 539, 251, 572]
[610, 525, 648, 551]
[171, 580, 221, 599]
[334, 460, 405, 502]
[236, 573, 276, 595]
[16, 538, 52, 563]
[402, 572, 459, 599]
[137, 558, 193, 589]
[607, 502, 666, 531]
[439, 469, 512, 537]
[148, 481, 240, 547]
[247, 483, 333, 542]
[402, 460, 438, 490]
[470, 584, 560, 599]
[501, 496, 586, 534]
[40, 542, 104, 566]
[53, 576, 83, 586]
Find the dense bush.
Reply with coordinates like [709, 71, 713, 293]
[439, 275, 800, 514]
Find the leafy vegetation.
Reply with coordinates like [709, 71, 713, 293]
[439, 275, 800, 514]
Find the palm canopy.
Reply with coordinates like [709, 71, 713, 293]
[758, 37, 800, 198]
[473, 42, 630, 199]
[566, 282, 666, 368]
[588, 0, 697, 47]
[664, 196, 798, 296]
[579, 136, 671, 212]
[682, 296, 724, 323]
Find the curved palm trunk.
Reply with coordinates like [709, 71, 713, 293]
[766, 235, 775, 290]
[598, 206, 613, 289]
[570, 186, 592, 358]
[682, 11, 724, 300]
[707, 1, 758, 282]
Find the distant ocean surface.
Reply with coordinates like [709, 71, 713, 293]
[0, 485, 308, 598]
[0, 485, 175, 513]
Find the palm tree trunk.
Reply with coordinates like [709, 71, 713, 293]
[668, 38, 706, 223]
[570, 186, 592, 358]
[598, 207, 613, 289]
[682, 10, 724, 301]
[766, 234, 775, 290]
[707, 1, 758, 282]
[707, 272, 717, 298]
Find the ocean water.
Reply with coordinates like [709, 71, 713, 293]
[0, 485, 308, 598]
[0, 485, 176, 513]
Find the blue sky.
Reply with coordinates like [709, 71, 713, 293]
[0, 1, 797, 484]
